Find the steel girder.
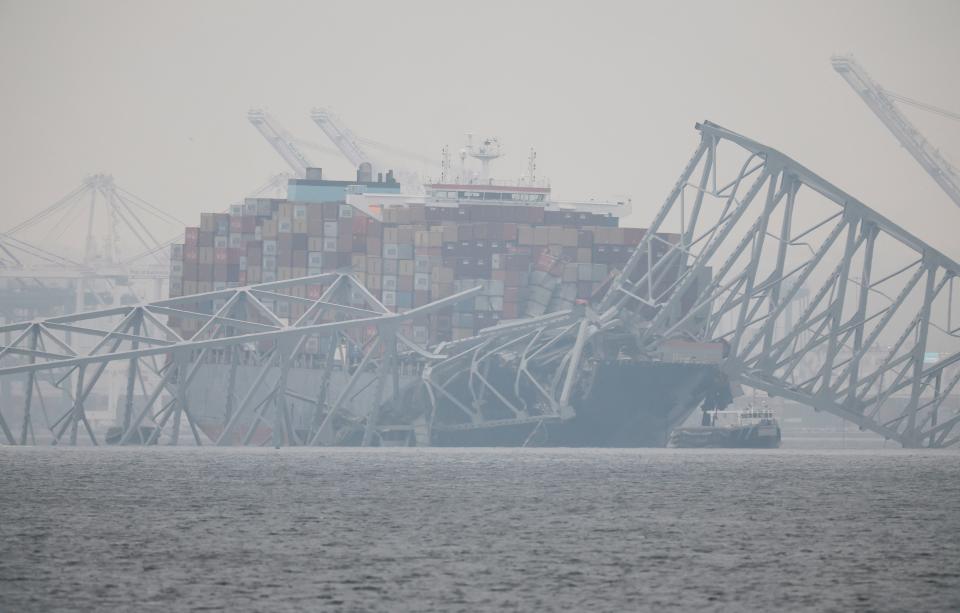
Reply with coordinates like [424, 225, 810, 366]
[598, 121, 960, 447]
[421, 121, 960, 447]
[0, 273, 479, 446]
[421, 309, 584, 436]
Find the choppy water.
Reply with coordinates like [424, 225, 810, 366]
[1, 447, 958, 612]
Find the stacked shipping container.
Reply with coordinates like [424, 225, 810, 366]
[169, 194, 676, 343]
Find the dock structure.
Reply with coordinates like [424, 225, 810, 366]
[1, 122, 959, 448]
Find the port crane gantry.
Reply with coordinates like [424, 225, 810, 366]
[309, 107, 373, 171]
[832, 55, 960, 209]
[1, 175, 181, 315]
[247, 109, 317, 179]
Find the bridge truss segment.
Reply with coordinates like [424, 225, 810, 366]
[0, 273, 479, 446]
[354, 122, 960, 448]
[598, 121, 960, 447]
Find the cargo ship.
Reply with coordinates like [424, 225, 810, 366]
[669, 405, 782, 448]
[167, 149, 733, 446]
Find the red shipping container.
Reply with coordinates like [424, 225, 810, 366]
[351, 215, 368, 234]
[535, 251, 560, 274]
[182, 262, 199, 282]
[185, 227, 200, 246]
[215, 248, 228, 264]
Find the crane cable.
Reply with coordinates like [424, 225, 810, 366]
[885, 89, 960, 123]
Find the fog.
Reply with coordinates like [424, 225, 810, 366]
[3, 4, 960, 611]
[2, 0, 959, 259]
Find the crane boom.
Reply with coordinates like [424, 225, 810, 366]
[310, 107, 372, 169]
[358, 137, 438, 168]
[247, 109, 314, 178]
[832, 55, 960, 209]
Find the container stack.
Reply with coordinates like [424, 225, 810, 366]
[171, 193, 675, 344]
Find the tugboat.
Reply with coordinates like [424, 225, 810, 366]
[669, 403, 781, 448]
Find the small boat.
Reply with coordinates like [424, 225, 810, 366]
[670, 404, 781, 448]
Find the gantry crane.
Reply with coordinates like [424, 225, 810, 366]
[309, 107, 372, 170]
[247, 109, 316, 179]
[832, 55, 960, 209]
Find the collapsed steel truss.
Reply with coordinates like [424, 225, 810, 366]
[2, 122, 958, 447]
[601, 121, 960, 447]
[418, 122, 960, 448]
[0, 273, 477, 446]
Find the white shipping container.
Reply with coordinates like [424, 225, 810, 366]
[525, 302, 546, 317]
[592, 263, 608, 281]
[578, 263, 592, 281]
[530, 285, 553, 306]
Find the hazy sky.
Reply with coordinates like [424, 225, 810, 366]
[1, 0, 959, 258]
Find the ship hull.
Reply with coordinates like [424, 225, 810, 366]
[669, 424, 782, 448]
[432, 361, 729, 447]
[184, 360, 730, 447]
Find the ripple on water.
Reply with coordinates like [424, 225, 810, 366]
[0, 446, 958, 611]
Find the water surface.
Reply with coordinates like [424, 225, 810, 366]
[1, 447, 958, 611]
